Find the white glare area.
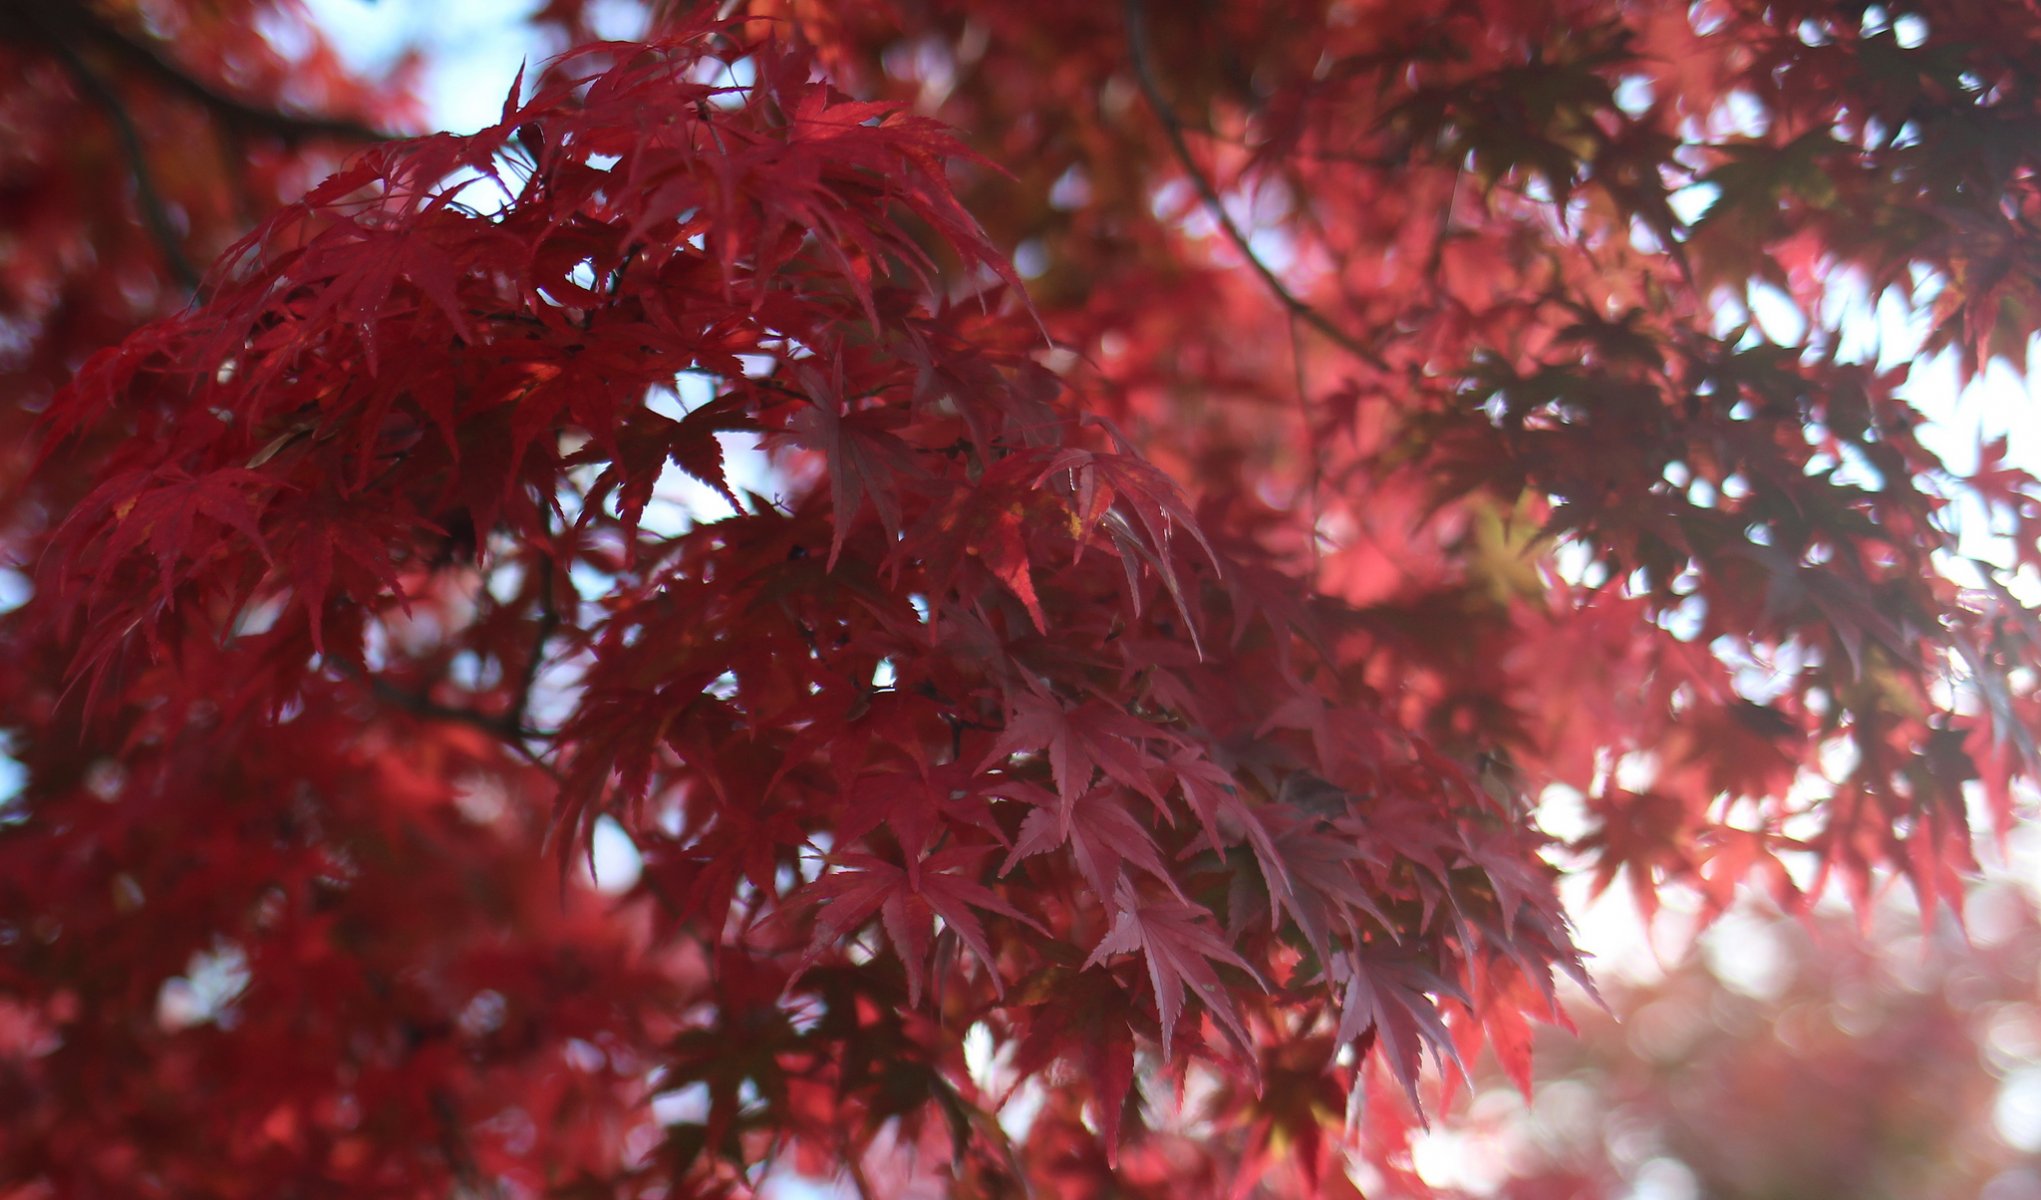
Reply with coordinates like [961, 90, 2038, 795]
[1535, 783, 1593, 843]
[763, 1178, 850, 1200]
[1669, 182, 1719, 227]
[299, 0, 555, 134]
[1613, 75, 1654, 117]
[1699, 910, 1794, 1000]
[653, 1081, 710, 1126]
[1563, 876, 1694, 989]
[1550, 537, 1606, 588]
[155, 942, 252, 1031]
[588, 814, 643, 894]
[1631, 1156, 1703, 1200]
[1746, 282, 1806, 345]
[0, 733, 27, 820]
[1175, 178, 1302, 275]
[1013, 238, 1049, 279]
[1048, 164, 1093, 210]
[1412, 1127, 1509, 1194]
[1983, 1169, 2041, 1200]
[458, 988, 508, 1037]
[963, 1020, 997, 1086]
[0, 568, 28, 614]
[576, 0, 654, 41]
[1997, 1068, 2041, 1152]
[1892, 13, 1931, 48]
[673, 54, 759, 112]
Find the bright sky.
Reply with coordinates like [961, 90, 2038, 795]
[302, 0, 584, 135]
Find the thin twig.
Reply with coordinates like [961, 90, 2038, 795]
[335, 658, 563, 782]
[430, 1088, 502, 1199]
[507, 547, 561, 735]
[364, 675, 541, 742]
[1289, 313, 1324, 571]
[844, 1153, 878, 1200]
[35, 22, 203, 292]
[1121, 0, 1387, 371]
[1425, 159, 1468, 279]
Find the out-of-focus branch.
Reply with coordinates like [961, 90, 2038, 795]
[64, 4, 398, 143]
[1121, 0, 1387, 371]
[13, 2, 406, 295]
[507, 549, 561, 736]
[12, 4, 398, 145]
[32, 20, 204, 291]
[339, 663, 563, 783]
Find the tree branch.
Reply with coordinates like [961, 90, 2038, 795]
[335, 661, 563, 783]
[33, 20, 203, 293]
[844, 1153, 878, 1200]
[16, 1, 404, 296]
[1121, 0, 1387, 371]
[506, 549, 561, 735]
[363, 674, 547, 742]
[65, 6, 398, 145]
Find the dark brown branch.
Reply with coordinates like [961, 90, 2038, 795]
[11, 4, 398, 146]
[429, 1089, 492, 1199]
[363, 675, 544, 742]
[32, 19, 204, 292]
[70, 6, 399, 144]
[506, 548, 561, 735]
[1121, 0, 1388, 371]
[337, 661, 563, 782]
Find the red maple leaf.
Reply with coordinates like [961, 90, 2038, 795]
[1085, 877, 1263, 1054]
[797, 844, 1041, 1006]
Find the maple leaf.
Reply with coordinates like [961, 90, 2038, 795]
[1330, 947, 1469, 1117]
[798, 845, 1040, 1006]
[571, 393, 753, 545]
[1057, 445, 1219, 655]
[998, 784, 1179, 901]
[1245, 805, 1395, 959]
[16, 5, 2041, 1196]
[983, 690, 1171, 834]
[54, 466, 280, 607]
[837, 760, 1010, 861]
[1009, 962, 1143, 1154]
[974, 503, 1046, 633]
[783, 368, 922, 569]
[1167, 743, 1257, 856]
[1085, 877, 1263, 1054]
[1693, 825, 1808, 920]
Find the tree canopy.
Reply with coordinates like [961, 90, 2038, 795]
[2, 1, 2038, 1196]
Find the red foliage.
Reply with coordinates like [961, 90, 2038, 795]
[3, 1, 2039, 1196]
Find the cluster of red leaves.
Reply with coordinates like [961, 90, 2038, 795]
[0, 703, 668, 1196]
[4, 1, 2041, 1197]
[791, 0, 2041, 926]
[10, 18, 1583, 1199]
